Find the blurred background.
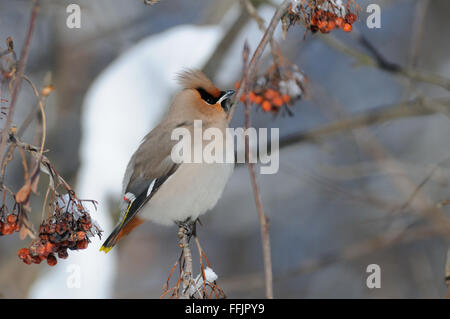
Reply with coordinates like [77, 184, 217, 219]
[0, 0, 450, 298]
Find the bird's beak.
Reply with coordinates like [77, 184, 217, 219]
[218, 90, 235, 113]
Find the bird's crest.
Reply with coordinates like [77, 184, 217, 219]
[177, 69, 220, 98]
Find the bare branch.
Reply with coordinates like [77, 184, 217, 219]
[320, 32, 450, 91]
[0, 0, 40, 186]
[278, 98, 450, 150]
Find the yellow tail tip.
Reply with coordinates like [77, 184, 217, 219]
[100, 246, 112, 254]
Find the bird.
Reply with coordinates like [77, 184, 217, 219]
[100, 69, 235, 253]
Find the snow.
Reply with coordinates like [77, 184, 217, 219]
[190, 267, 219, 297]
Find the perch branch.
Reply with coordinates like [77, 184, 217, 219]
[178, 224, 193, 299]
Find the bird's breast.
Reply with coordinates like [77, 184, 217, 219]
[139, 161, 234, 225]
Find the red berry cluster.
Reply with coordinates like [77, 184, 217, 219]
[18, 196, 102, 266]
[237, 82, 291, 112]
[0, 214, 19, 236]
[285, 0, 360, 35]
[237, 62, 305, 114]
[309, 10, 357, 33]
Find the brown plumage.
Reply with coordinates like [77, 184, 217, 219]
[115, 216, 145, 243]
[100, 69, 235, 253]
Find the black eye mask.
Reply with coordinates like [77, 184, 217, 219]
[196, 88, 219, 104]
[196, 88, 234, 112]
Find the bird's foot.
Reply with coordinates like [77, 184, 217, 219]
[176, 219, 196, 241]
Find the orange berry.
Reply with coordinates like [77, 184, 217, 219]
[234, 81, 240, 89]
[7, 214, 17, 224]
[343, 23, 352, 32]
[58, 250, 69, 259]
[272, 97, 283, 107]
[254, 95, 263, 104]
[77, 239, 89, 250]
[47, 254, 57, 266]
[261, 100, 272, 112]
[2, 223, 13, 235]
[18, 248, 29, 260]
[37, 244, 46, 256]
[45, 241, 55, 254]
[249, 91, 257, 102]
[317, 20, 328, 29]
[77, 231, 86, 240]
[310, 16, 318, 26]
[282, 94, 291, 103]
[264, 89, 276, 100]
[327, 20, 335, 31]
[82, 222, 91, 231]
[345, 13, 357, 24]
[240, 93, 247, 102]
[335, 17, 345, 28]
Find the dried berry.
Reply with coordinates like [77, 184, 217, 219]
[47, 254, 57, 266]
[272, 97, 283, 108]
[335, 17, 345, 28]
[2, 223, 14, 235]
[45, 241, 55, 254]
[286, 0, 359, 35]
[7, 214, 17, 224]
[18, 194, 102, 266]
[254, 95, 263, 104]
[76, 239, 88, 250]
[343, 23, 352, 32]
[58, 249, 68, 259]
[282, 94, 291, 103]
[345, 13, 357, 24]
[261, 100, 272, 112]
[18, 248, 29, 260]
[76, 231, 86, 240]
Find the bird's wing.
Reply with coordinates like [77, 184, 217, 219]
[100, 121, 189, 252]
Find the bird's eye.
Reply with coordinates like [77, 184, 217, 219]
[197, 88, 218, 105]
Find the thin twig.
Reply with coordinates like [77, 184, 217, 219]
[446, 249, 450, 298]
[0, 0, 40, 187]
[178, 224, 193, 299]
[229, 0, 291, 298]
[242, 40, 274, 299]
[277, 98, 450, 150]
[22, 75, 47, 156]
[320, 32, 450, 91]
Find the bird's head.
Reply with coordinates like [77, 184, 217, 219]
[177, 69, 235, 113]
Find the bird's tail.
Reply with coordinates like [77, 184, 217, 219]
[100, 216, 145, 253]
[100, 199, 145, 253]
[99, 225, 122, 254]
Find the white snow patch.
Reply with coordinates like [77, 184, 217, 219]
[190, 267, 219, 297]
